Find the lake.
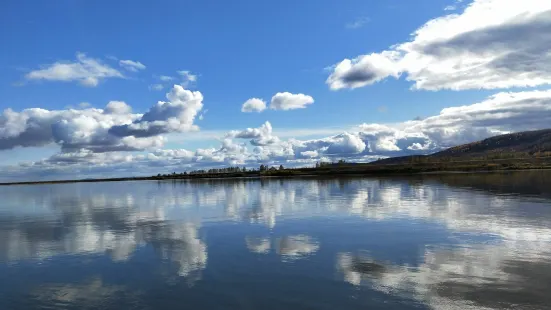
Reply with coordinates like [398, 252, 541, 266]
[1, 171, 550, 310]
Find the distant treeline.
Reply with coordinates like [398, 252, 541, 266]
[3, 156, 551, 186]
[154, 161, 353, 179]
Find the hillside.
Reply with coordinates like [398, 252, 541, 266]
[373, 129, 551, 165]
[434, 129, 551, 157]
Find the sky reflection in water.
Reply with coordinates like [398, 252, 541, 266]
[0, 171, 550, 309]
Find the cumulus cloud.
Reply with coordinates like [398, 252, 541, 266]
[269, 92, 314, 110]
[237, 89, 551, 163]
[0, 85, 204, 153]
[109, 85, 204, 138]
[227, 121, 279, 146]
[242, 93, 314, 112]
[327, 0, 551, 90]
[241, 98, 267, 113]
[327, 52, 401, 90]
[402, 89, 551, 146]
[105, 101, 132, 115]
[119, 59, 146, 72]
[3, 89, 551, 181]
[25, 53, 124, 87]
[0, 102, 163, 153]
[326, 133, 367, 155]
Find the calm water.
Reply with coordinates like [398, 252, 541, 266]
[1, 172, 551, 310]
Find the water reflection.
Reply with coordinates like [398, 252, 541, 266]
[245, 236, 271, 254]
[30, 277, 140, 308]
[0, 188, 207, 283]
[275, 235, 319, 261]
[244, 235, 320, 260]
[336, 244, 551, 310]
[0, 171, 550, 309]
[336, 252, 391, 286]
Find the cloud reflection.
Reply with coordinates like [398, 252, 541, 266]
[245, 236, 271, 254]
[275, 235, 319, 261]
[245, 234, 320, 261]
[30, 276, 140, 307]
[1, 171, 551, 309]
[0, 192, 207, 283]
[336, 244, 551, 310]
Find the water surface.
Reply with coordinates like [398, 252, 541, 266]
[1, 171, 550, 309]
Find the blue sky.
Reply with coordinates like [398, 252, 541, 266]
[1, 0, 551, 181]
[1, 0, 483, 126]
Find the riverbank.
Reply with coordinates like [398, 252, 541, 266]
[2, 156, 551, 186]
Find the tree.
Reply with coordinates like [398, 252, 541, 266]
[279, 165, 284, 170]
[260, 164, 266, 172]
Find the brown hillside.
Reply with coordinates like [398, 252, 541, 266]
[434, 129, 551, 157]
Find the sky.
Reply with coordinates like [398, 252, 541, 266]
[1, 0, 551, 181]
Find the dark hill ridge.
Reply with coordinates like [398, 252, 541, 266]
[373, 129, 551, 165]
[434, 129, 551, 157]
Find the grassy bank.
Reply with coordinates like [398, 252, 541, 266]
[2, 156, 551, 186]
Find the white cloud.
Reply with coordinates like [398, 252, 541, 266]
[325, 133, 367, 155]
[105, 101, 132, 115]
[119, 59, 146, 72]
[109, 85, 204, 138]
[228, 121, 279, 146]
[328, 0, 551, 90]
[0, 103, 164, 154]
[444, 0, 464, 11]
[25, 53, 124, 87]
[159, 75, 174, 81]
[346, 16, 370, 29]
[241, 98, 267, 113]
[327, 52, 401, 90]
[148, 84, 164, 91]
[270, 92, 314, 110]
[3, 89, 551, 180]
[151, 72, 197, 93]
[237, 89, 551, 163]
[178, 70, 198, 87]
[300, 150, 319, 158]
[0, 85, 204, 154]
[78, 102, 91, 109]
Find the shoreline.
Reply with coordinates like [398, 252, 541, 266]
[2, 164, 551, 186]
